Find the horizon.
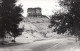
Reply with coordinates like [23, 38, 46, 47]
[16, 0, 65, 17]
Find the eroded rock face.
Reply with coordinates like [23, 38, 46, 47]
[19, 21, 37, 31]
[18, 16, 50, 39]
[19, 21, 44, 39]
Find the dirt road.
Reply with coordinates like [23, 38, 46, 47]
[0, 38, 79, 51]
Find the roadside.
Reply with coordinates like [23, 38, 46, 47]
[45, 38, 80, 51]
[0, 38, 79, 51]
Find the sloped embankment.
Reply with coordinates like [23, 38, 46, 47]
[17, 21, 44, 43]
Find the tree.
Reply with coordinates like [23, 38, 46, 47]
[58, 0, 80, 40]
[49, 13, 63, 32]
[50, 0, 80, 40]
[0, 0, 23, 42]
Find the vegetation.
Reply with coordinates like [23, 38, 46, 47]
[50, 0, 80, 40]
[0, 0, 23, 41]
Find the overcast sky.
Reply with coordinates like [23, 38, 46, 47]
[16, 0, 63, 17]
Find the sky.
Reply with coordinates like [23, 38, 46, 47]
[16, 0, 63, 17]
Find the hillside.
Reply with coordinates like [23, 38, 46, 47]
[18, 16, 71, 43]
[27, 17, 51, 33]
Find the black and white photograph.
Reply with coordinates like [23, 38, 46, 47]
[0, 0, 80, 51]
